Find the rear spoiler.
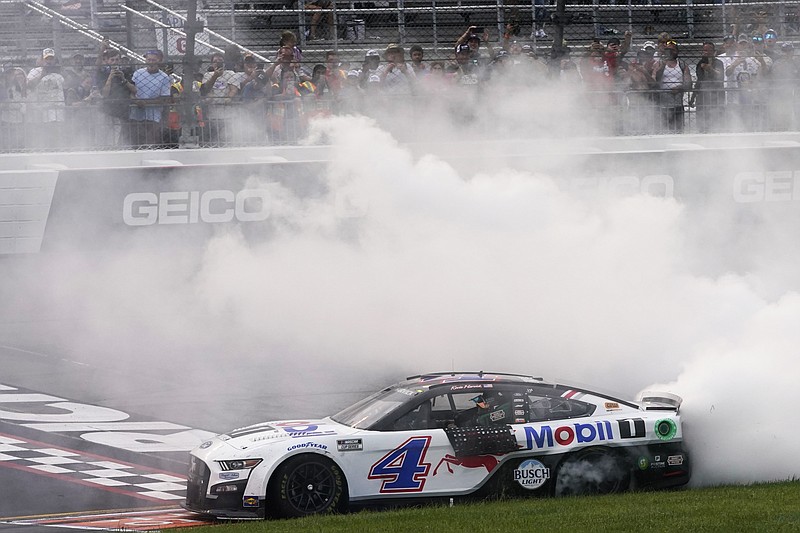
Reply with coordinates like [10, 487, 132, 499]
[636, 391, 683, 412]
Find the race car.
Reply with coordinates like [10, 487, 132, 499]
[183, 372, 690, 519]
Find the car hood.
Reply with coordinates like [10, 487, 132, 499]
[214, 418, 354, 451]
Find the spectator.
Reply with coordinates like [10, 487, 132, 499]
[324, 50, 346, 95]
[604, 31, 632, 77]
[456, 26, 490, 62]
[409, 45, 429, 76]
[716, 34, 739, 108]
[26, 48, 66, 149]
[768, 43, 800, 129]
[750, 34, 774, 77]
[304, 0, 333, 40]
[690, 42, 725, 132]
[725, 35, 763, 106]
[624, 47, 657, 134]
[376, 44, 416, 94]
[62, 53, 87, 101]
[453, 43, 481, 85]
[1, 67, 27, 150]
[278, 30, 304, 65]
[129, 49, 171, 147]
[358, 49, 381, 90]
[763, 29, 780, 60]
[96, 45, 135, 147]
[419, 61, 450, 94]
[200, 51, 242, 145]
[651, 40, 691, 132]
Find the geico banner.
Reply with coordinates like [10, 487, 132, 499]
[40, 162, 327, 252]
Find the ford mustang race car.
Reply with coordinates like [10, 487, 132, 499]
[184, 372, 690, 519]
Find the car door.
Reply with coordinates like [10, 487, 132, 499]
[350, 389, 518, 500]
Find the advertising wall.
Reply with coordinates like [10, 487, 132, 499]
[2, 136, 800, 255]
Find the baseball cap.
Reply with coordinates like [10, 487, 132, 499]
[764, 29, 778, 39]
[722, 35, 736, 43]
[42, 48, 55, 59]
[365, 49, 379, 58]
[455, 43, 471, 54]
[467, 33, 481, 42]
[346, 69, 360, 78]
[737, 34, 750, 43]
[641, 40, 656, 50]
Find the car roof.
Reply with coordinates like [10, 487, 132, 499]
[398, 371, 639, 408]
[402, 371, 545, 388]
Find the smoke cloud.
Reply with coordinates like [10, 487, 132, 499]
[2, 102, 799, 487]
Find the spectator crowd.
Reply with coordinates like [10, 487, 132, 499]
[1, 25, 799, 151]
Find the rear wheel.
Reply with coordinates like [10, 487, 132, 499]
[267, 455, 346, 518]
[553, 447, 630, 497]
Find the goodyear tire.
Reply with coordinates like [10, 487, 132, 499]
[553, 447, 630, 497]
[268, 455, 347, 518]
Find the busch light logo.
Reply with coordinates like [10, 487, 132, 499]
[513, 459, 550, 490]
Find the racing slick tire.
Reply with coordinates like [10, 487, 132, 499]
[553, 447, 630, 497]
[267, 454, 348, 518]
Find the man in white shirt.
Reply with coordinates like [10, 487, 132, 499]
[200, 52, 242, 145]
[26, 48, 66, 148]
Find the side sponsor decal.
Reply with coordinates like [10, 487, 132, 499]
[667, 454, 684, 466]
[523, 418, 649, 449]
[337, 438, 363, 452]
[524, 421, 614, 449]
[274, 422, 337, 438]
[368, 437, 432, 493]
[434, 454, 502, 475]
[617, 418, 646, 439]
[287, 442, 328, 452]
[513, 459, 550, 490]
[655, 419, 677, 440]
[604, 402, 621, 410]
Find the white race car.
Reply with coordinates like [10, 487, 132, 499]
[183, 372, 690, 519]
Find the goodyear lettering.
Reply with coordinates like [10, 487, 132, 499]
[290, 442, 327, 451]
[122, 189, 270, 226]
[524, 421, 614, 449]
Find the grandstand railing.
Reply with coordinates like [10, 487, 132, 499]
[1, 86, 796, 152]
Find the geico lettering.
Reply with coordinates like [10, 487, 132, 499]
[733, 171, 800, 203]
[524, 421, 614, 449]
[123, 189, 270, 226]
[568, 175, 674, 198]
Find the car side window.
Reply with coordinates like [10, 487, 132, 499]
[528, 395, 595, 422]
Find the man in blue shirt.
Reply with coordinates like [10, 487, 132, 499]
[130, 50, 172, 147]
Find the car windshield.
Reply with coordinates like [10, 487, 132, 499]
[331, 387, 420, 429]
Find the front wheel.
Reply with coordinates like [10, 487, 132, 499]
[267, 455, 347, 518]
[553, 447, 630, 497]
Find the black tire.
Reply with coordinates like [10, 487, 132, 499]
[267, 454, 347, 518]
[553, 447, 630, 497]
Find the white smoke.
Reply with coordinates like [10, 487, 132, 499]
[2, 109, 799, 486]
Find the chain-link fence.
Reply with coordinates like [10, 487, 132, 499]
[2, 0, 800, 151]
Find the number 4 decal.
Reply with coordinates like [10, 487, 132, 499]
[368, 436, 432, 493]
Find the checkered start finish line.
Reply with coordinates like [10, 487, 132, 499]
[0, 432, 187, 503]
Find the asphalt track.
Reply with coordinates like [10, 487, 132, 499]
[0, 316, 377, 532]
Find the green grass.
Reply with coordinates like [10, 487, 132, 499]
[183, 481, 800, 533]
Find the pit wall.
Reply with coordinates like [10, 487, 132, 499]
[2, 134, 800, 255]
